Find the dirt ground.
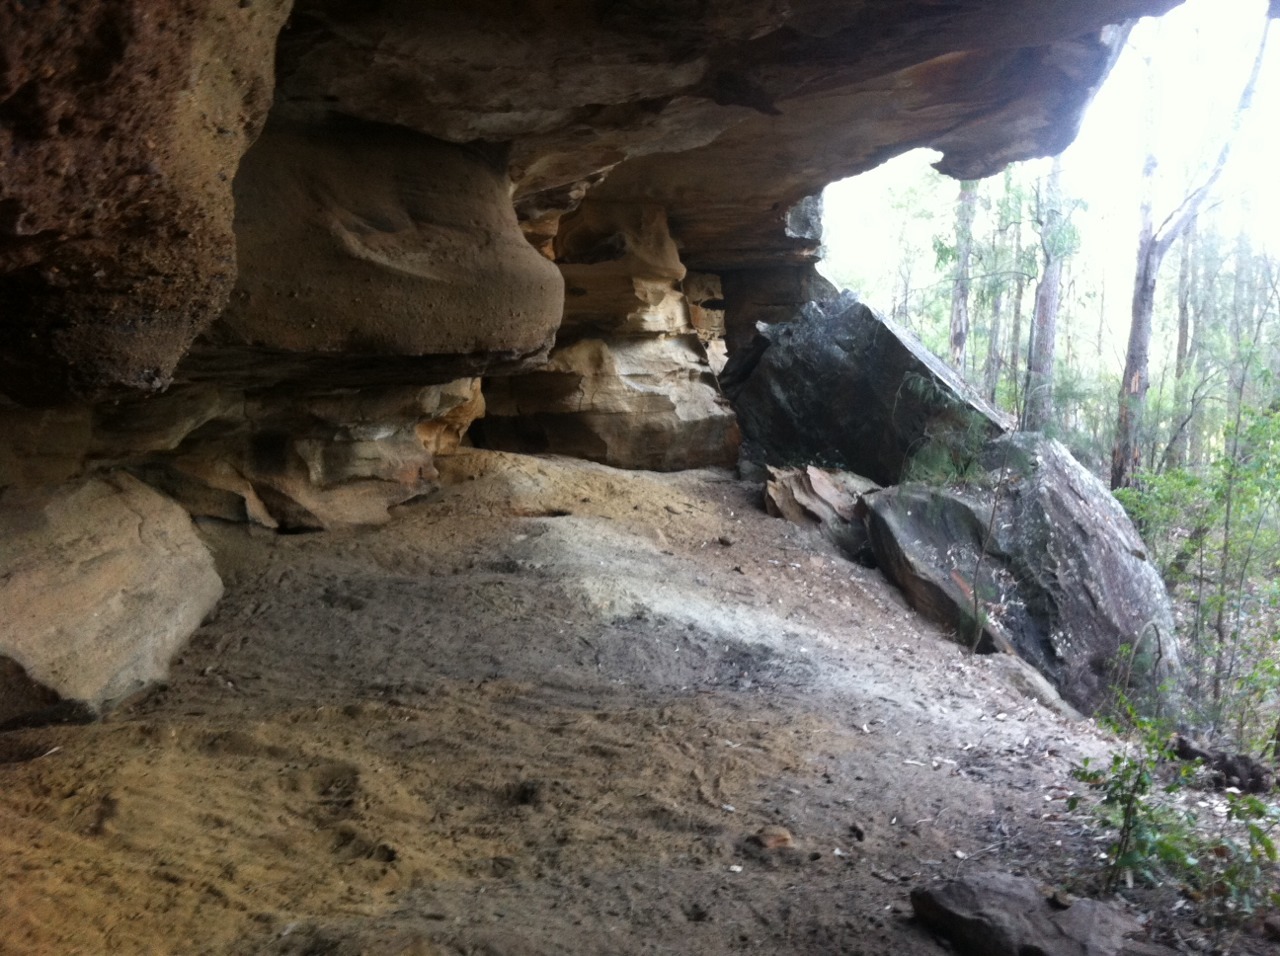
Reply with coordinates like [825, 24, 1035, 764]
[0, 451, 1270, 955]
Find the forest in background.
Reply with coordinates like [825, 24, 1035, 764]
[819, 7, 1280, 755]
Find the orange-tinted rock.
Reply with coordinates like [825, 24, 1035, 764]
[479, 200, 738, 471]
[137, 379, 487, 531]
[557, 201, 689, 338]
[0, 0, 291, 405]
[478, 338, 739, 472]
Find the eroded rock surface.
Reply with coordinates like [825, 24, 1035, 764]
[0, 474, 222, 724]
[478, 200, 739, 470]
[0, 0, 292, 405]
[215, 119, 564, 375]
[479, 337, 738, 471]
[2, 0, 1178, 404]
[133, 378, 485, 531]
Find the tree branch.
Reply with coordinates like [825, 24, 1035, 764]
[1153, 16, 1271, 249]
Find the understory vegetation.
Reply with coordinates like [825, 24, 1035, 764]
[1068, 699, 1280, 944]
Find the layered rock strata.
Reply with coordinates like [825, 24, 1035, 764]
[1, 379, 485, 532]
[477, 201, 739, 470]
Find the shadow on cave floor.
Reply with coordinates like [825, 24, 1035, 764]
[0, 451, 1155, 956]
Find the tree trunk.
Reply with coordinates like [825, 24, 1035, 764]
[949, 180, 978, 369]
[1188, 241, 1216, 467]
[1226, 231, 1253, 430]
[894, 262, 912, 325]
[982, 281, 1004, 402]
[1164, 220, 1196, 470]
[1022, 158, 1064, 433]
[1109, 15, 1271, 490]
[1112, 210, 1159, 489]
[1006, 219, 1025, 412]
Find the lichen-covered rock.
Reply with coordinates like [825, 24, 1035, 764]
[0, 474, 223, 725]
[863, 434, 1177, 714]
[723, 292, 1009, 486]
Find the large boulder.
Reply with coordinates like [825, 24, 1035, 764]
[863, 434, 1177, 714]
[723, 292, 1009, 486]
[0, 474, 223, 725]
[911, 871, 1174, 956]
[720, 261, 840, 353]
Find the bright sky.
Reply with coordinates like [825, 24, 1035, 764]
[821, 0, 1280, 323]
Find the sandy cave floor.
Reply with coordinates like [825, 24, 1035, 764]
[0, 450, 1266, 955]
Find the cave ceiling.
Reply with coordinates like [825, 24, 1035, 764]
[0, 0, 1182, 407]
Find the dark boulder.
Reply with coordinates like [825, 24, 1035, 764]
[911, 871, 1175, 956]
[863, 433, 1177, 714]
[721, 292, 1009, 486]
[1171, 734, 1274, 794]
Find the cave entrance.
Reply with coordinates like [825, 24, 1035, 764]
[817, 0, 1279, 471]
